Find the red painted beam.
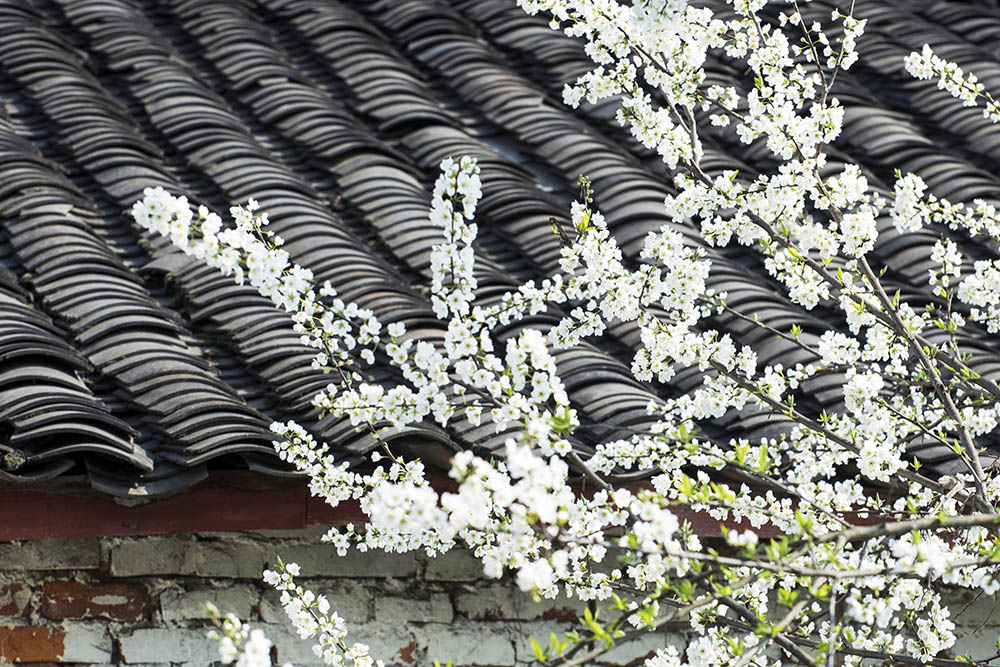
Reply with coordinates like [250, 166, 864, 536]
[0, 475, 310, 540]
[0, 472, 783, 540]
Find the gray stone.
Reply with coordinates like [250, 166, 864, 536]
[0, 538, 100, 570]
[376, 593, 453, 624]
[160, 583, 258, 622]
[117, 628, 220, 663]
[423, 549, 484, 582]
[62, 622, 113, 662]
[260, 579, 373, 624]
[419, 622, 517, 666]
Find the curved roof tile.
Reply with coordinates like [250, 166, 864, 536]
[0, 0, 998, 494]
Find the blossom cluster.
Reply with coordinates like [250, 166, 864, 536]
[160, 170, 996, 667]
[905, 43, 1000, 123]
[132, 187, 382, 380]
[263, 562, 382, 667]
[133, 0, 1000, 665]
[429, 155, 481, 319]
[206, 602, 286, 667]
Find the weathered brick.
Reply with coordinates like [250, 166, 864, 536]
[160, 583, 257, 622]
[419, 622, 516, 666]
[110, 536, 269, 578]
[0, 623, 111, 663]
[376, 593, 453, 624]
[109, 536, 184, 577]
[63, 622, 114, 662]
[0, 625, 65, 662]
[260, 621, 415, 666]
[111, 536, 421, 580]
[511, 621, 565, 664]
[423, 549, 484, 582]
[353, 623, 419, 666]
[117, 628, 219, 664]
[0, 538, 100, 570]
[948, 589, 1000, 628]
[242, 525, 332, 540]
[42, 580, 149, 621]
[0, 583, 30, 616]
[276, 543, 420, 579]
[594, 631, 686, 666]
[253, 624, 318, 666]
[954, 630, 1000, 660]
[260, 579, 372, 624]
[455, 582, 585, 621]
[512, 624, 686, 666]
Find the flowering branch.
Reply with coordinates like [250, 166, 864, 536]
[134, 0, 1000, 664]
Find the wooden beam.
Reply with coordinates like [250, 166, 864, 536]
[0, 472, 782, 540]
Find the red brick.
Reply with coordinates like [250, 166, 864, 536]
[0, 584, 26, 616]
[0, 625, 65, 662]
[40, 581, 148, 622]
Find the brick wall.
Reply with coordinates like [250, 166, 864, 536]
[0, 527, 690, 666]
[0, 528, 997, 665]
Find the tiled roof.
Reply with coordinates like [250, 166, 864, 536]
[2, 0, 1000, 497]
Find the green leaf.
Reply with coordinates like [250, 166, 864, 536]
[530, 636, 547, 662]
[758, 441, 771, 472]
[776, 588, 798, 607]
[549, 632, 567, 657]
[734, 440, 749, 466]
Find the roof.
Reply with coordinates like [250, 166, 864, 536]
[2, 0, 1000, 499]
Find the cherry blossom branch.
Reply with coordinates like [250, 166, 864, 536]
[857, 256, 993, 508]
[706, 358, 959, 502]
[721, 596, 814, 667]
[815, 509, 1000, 545]
[549, 573, 761, 667]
